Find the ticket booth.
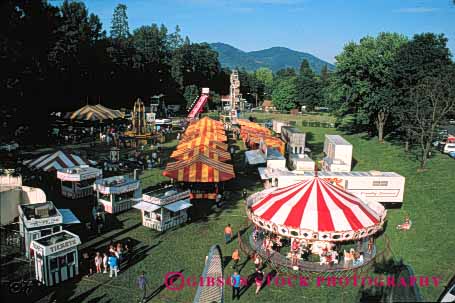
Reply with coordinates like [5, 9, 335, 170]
[30, 230, 81, 286]
[18, 201, 80, 258]
[93, 175, 141, 214]
[57, 165, 102, 199]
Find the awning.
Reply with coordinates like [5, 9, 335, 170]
[245, 150, 266, 165]
[163, 199, 192, 212]
[59, 209, 81, 224]
[133, 202, 161, 212]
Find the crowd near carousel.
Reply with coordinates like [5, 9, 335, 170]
[245, 175, 387, 272]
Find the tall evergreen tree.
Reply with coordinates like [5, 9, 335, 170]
[110, 4, 129, 39]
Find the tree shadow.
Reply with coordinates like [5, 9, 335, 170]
[223, 256, 232, 268]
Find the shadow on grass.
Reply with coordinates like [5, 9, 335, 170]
[146, 270, 184, 302]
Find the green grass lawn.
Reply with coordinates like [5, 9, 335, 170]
[25, 116, 454, 303]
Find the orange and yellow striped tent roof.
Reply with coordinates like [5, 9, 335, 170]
[170, 145, 231, 162]
[163, 154, 235, 182]
[176, 137, 228, 151]
[180, 132, 228, 143]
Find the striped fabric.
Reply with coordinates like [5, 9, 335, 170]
[176, 138, 228, 151]
[170, 146, 231, 162]
[251, 177, 383, 234]
[163, 154, 235, 182]
[25, 150, 87, 172]
[70, 104, 124, 121]
[180, 132, 227, 143]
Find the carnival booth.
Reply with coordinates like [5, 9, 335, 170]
[163, 154, 235, 200]
[30, 230, 81, 286]
[246, 176, 386, 270]
[133, 186, 191, 231]
[56, 165, 102, 199]
[18, 201, 80, 258]
[93, 175, 141, 214]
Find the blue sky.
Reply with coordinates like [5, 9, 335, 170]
[82, 0, 455, 63]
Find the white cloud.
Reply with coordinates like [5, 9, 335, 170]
[393, 7, 439, 13]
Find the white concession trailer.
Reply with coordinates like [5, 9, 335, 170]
[272, 120, 290, 134]
[57, 165, 102, 199]
[258, 168, 405, 205]
[323, 135, 353, 172]
[281, 126, 306, 155]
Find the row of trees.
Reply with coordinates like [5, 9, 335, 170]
[0, 1, 230, 134]
[328, 32, 455, 169]
[234, 33, 454, 169]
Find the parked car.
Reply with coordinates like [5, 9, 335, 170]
[443, 143, 455, 154]
[449, 151, 455, 159]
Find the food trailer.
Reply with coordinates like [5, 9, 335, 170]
[245, 144, 286, 170]
[289, 153, 315, 171]
[322, 135, 353, 172]
[18, 202, 80, 258]
[272, 120, 290, 134]
[56, 165, 102, 199]
[133, 186, 191, 231]
[281, 126, 306, 155]
[30, 230, 81, 286]
[258, 168, 405, 205]
[93, 175, 141, 214]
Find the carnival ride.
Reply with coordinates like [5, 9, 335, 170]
[187, 88, 210, 120]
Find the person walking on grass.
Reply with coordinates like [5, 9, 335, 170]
[255, 268, 264, 296]
[137, 271, 148, 303]
[232, 249, 240, 270]
[224, 224, 233, 244]
[231, 271, 241, 300]
[108, 253, 118, 278]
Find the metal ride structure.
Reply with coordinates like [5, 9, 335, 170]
[221, 70, 241, 126]
[124, 98, 153, 146]
[193, 245, 224, 303]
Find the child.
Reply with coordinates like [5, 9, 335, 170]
[102, 253, 108, 273]
[94, 252, 102, 273]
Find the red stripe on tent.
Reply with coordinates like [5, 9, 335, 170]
[319, 181, 363, 230]
[283, 179, 316, 228]
[322, 179, 379, 223]
[259, 184, 307, 221]
[316, 181, 335, 232]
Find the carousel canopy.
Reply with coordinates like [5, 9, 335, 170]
[70, 104, 124, 121]
[248, 177, 386, 241]
[170, 146, 231, 162]
[24, 150, 88, 172]
[163, 154, 235, 183]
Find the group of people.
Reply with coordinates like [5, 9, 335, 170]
[82, 241, 131, 279]
[343, 248, 364, 266]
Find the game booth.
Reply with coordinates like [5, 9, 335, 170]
[18, 201, 80, 258]
[163, 154, 235, 200]
[56, 165, 102, 199]
[133, 186, 192, 231]
[93, 175, 141, 214]
[244, 176, 387, 271]
[30, 230, 81, 286]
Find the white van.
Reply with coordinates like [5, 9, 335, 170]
[443, 143, 455, 153]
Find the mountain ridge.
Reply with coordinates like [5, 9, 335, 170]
[209, 42, 334, 74]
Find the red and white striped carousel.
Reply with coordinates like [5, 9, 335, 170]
[246, 176, 387, 269]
